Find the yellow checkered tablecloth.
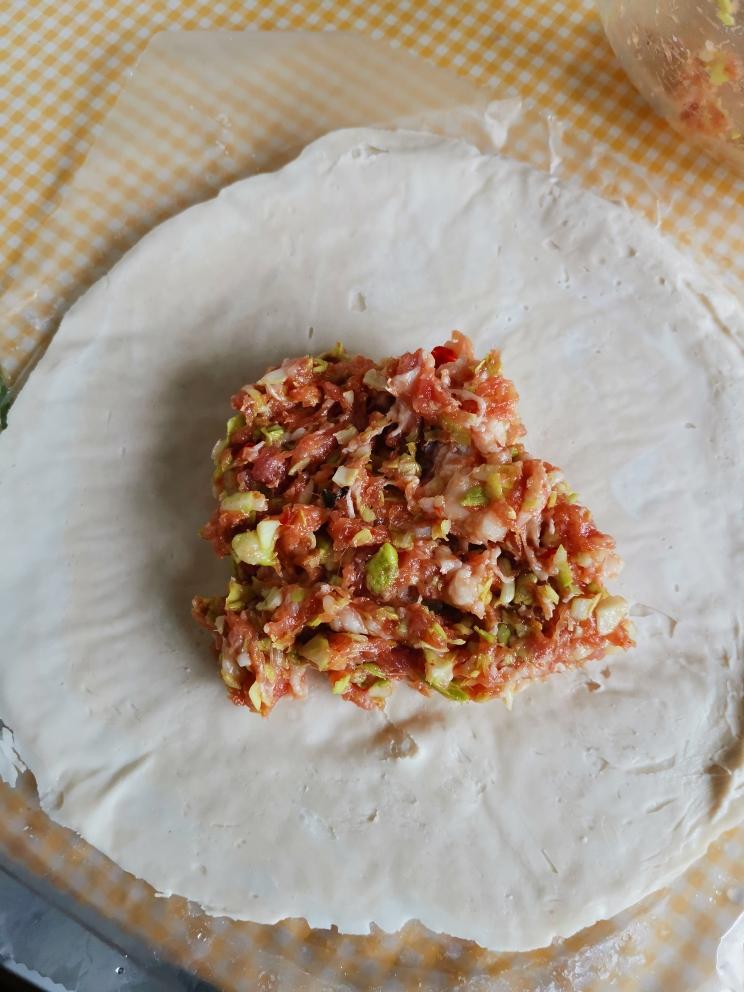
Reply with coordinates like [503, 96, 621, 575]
[2, 2, 744, 990]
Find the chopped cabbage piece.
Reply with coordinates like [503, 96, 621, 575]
[248, 681, 263, 711]
[351, 528, 376, 547]
[225, 578, 249, 611]
[365, 542, 398, 596]
[432, 519, 451, 540]
[298, 635, 331, 671]
[718, 0, 735, 26]
[231, 519, 281, 568]
[570, 595, 600, 621]
[362, 368, 389, 391]
[423, 648, 455, 688]
[220, 491, 268, 514]
[460, 484, 489, 507]
[332, 465, 359, 487]
[332, 673, 352, 695]
[261, 424, 285, 445]
[334, 426, 358, 445]
[595, 596, 629, 635]
[367, 679, 393, 700]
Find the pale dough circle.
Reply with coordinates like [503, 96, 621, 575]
[1, 128, 743, 951]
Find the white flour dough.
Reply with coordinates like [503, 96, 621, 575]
[1, 128, 743, 952]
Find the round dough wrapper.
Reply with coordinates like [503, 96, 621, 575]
[1, 128, 743, 952]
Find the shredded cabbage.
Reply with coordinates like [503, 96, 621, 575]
[365, 542, 399, 596]
[367, 679, 393, 700]
[332, 673, 352, 695]
[298, 634, 331, 670]
[258, 367, 288, 386]
[261, 424, 285, 444]
[248, 681, 263, 711]
[257, 586, 283, 611]
[498, 577, 516, 605]
[497, 623, 511, 646]
[350, 528, 376, 547]
[460, 484, 488, 507]
[332, 465, 359, 487]
[361, 662, 386, 679]
[474, 626, 497, 644]
[220, 491, 268, 514]
[231, 519, 281, 568]
[570, 595, 600, 621]
[362, 368, 389, 391]
[717, 0, 735, 26]
[485, 465, 519, 501]
[432, 519, 451, 540]
[595, 596, 628, 635]
[391, 530, 414, 549]
[514, 573, 537, 605]
[430, 679, 468, 702]
[552, 545, 577, 597]
[535, 582, 559, 618]
[225, 578, 249, 611]
[423, 647, 455, 688]
[334, 426, 358, 445]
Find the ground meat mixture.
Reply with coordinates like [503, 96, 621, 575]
[193, 333, 634, 715]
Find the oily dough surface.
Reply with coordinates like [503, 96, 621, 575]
[1, 128, 744, 953]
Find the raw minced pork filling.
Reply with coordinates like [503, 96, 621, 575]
[193, 332, 634, 715]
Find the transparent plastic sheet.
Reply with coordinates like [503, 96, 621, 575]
[598, 0, 744, 175]
[2, 29, 743, 391]
[1, 29, 744, 992]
